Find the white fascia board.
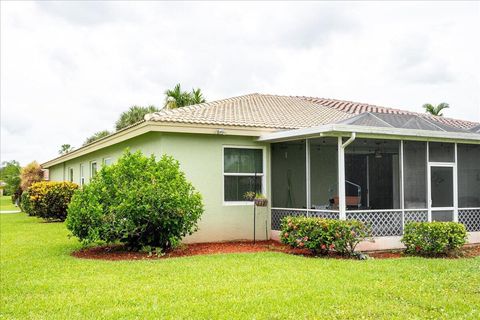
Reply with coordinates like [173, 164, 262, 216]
[258, 124, 480, 144]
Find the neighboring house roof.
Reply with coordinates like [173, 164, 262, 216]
[145, 94, 352, 129]
[298, 96, 478, 130]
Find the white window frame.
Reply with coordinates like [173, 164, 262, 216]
[80, 164, 85, 186]
[426, 142, 458, 222]
[103, 157, 112, 166]
[90, 161, 98, 178]
[222, 145, 266, 206]
[68, 167, 74, 183]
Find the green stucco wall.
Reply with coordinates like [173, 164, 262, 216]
[48, 132, 271, 242]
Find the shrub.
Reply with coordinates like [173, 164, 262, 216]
[25, 181, 79, 221]
[401, 222, 467, 256]
[20, 190, 33, 216]
[280, 216, 371, 255]
[66, 150, 204, 251]
[20, 161, 44, 191]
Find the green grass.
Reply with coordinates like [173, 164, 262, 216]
[1, 213, 479, 319]
[0, 196, 18, 212]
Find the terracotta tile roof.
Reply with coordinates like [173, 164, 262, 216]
[299, 96, 478, 130]
[146, 93, 479, 131]
[146, 94, 352, 129]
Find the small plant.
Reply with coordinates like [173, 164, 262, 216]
[280, 216, 371, 256]
[401, 221, 467, 256]
[243, 191, 256, 201]
[23, 181, 79, 221]
[66, 150, 204, 251]
[254, 193, 268, 207]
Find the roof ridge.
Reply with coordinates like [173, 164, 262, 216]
[298, 96, 478, 128]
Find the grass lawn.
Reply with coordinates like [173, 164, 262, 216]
[1, 213, 479, 319]
[0, 196, 18, 212]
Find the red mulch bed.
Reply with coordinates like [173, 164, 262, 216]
[71, 241, 480, 261]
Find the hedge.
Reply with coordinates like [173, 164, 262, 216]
[280, 216, 371, 255]
[401, 222, 467, 256]
[22, 181, 78, 221]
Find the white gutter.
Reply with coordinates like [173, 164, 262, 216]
[258, 124, 480, 143]
[342, 132, 356, 148]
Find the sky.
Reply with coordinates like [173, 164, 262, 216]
[1, 1, 479, 165]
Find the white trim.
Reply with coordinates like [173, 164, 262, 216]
[458, 207, 480, 210]
[79, 163, 85, 186]
[453, 143, 458, 222]
[90, 161, 98, 178]
[427, 142, 431, 221]
[271, 207, 339, 213]
[338, 137, 346, 219]
[306, 139, 311, 212]
[103, 157, 112, 166]
[346, 209, 403, 213]
[222, 145, 266, 206]
[399, 140, 405, 210]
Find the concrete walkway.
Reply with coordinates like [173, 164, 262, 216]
[0, 210, 21, 214]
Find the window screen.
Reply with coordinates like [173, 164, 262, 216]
[223, 148, 263, 202]
[403, 141, 427, 209]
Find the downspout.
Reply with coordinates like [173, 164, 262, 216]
[338, 132, 356, 220]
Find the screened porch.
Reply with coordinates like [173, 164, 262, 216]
[270, 137, 480, 237]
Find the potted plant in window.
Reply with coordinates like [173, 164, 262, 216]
[243, 191, 256, 202]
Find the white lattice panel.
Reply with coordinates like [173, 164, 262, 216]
[346, 210, 403, 237]
[459, 209, 480, 232]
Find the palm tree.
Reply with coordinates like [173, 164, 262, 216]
[115, 105, 159, 131]
[58, 144, 73, 155]
[422, 102, 450, 116]
[164, 84, 206, 109]
[83, 130, 111, 146]
[190, 88, 206, 104]
[164, 84, 191, 109]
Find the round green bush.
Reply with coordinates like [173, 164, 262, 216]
[280, 216, 372, 255]
[66, 150, 204, 251]
[25, 181, 79, 221]
[401, 221, 467, 256]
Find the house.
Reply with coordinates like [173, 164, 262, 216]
[42, 94, 480, 250]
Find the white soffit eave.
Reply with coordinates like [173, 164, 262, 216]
[257, 124, 480, 144]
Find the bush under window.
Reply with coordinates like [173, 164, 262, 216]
[280, 216, 371, 255]
[401, 222, 467, 256]
[66, 150, 204, 251]
[22, 181, 78, 221]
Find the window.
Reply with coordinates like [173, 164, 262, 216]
[80, 164, 85, 186]
[103, 158, 112, 166]
[223, 147, 263, 203]
[90, 161, 98, 178]
[68, 168, 74, 183]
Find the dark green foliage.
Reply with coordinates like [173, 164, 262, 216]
[20, 191, 33, 216]
[115, 105, 159, 131]
[280, 216, 371, 255]
[66, 150, 204, 251]
[24, 182, 79, 221]
[83, 130, 111, 146]
[402, 222, 467, 256]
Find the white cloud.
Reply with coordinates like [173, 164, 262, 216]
[1, 1, 479, 165]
